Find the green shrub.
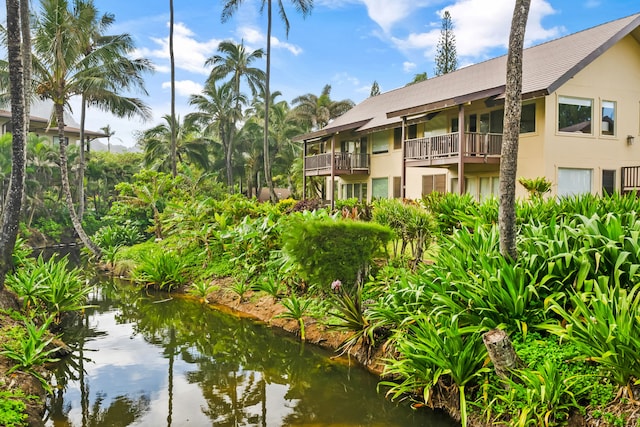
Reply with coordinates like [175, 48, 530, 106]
[542, 280, 640, 399]
[381, 313, 489, 427]
[282, 216, 392, 292]
[372, 198, 434, 268]
[0, 389, 37, 427]
[6, 255, 89, 322]
[133, 250, 188, 292]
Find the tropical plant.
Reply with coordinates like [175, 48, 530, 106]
[31, 0, 151, 257]
[291, 84, 354, 131]
[485, 360, 582, 426]
[372, 198, 435, 268]
[518, 176, 552, 199]
[133, 250, 188, 292]
[542, 280, 640, 400]
[139, 115, 210, 172]
[276, 293, 316, 341]
[381, 313, 489, 427]
[1, 316, 59, 392]
[187, 281, 218, 302]
[221, 0, 314, 202]
[204, 39, 264, 190]
[327, 282, 374, 359]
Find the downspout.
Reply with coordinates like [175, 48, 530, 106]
[458, 104, 466, 195]
[401, 117, 407, 199]
[330, 135, 336, 209]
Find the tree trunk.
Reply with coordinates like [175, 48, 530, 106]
[0, 0, 27, 289]
[78, 96, 87, 219]
[169, 0, 177, 178]
[54, 102, 102, 258]
[482, 329, 523, 379]
[498, 0, 531, 260]
[264, 1, 278, 203]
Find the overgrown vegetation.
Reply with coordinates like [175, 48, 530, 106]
[102, 181, 640, 426]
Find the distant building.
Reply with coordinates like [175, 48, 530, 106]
[0, 100, 106, 146]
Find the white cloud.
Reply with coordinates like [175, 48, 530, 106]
[403, 61, 417, 73]
[390, 0, 561, 63]
[161, 80, 204, 97]
[359, 0, 436, 33]
[332, 72, 361, 87]
[138, 22, 221, 76]
[238, 26, 303, 55]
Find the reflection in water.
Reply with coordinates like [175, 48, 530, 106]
[45, 279, 457, 426]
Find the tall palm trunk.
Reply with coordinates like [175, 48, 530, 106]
[264, 1, 277, 202]
[0, 0, 27, 290]
[78, 95, 87, 219]
[54, 102, 102, 258]
[498, 0, 531, 260]
[169, 0, 177, 178]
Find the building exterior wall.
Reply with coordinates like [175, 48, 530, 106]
[542, 34, 640, 196]
[329, 34, 640, 203]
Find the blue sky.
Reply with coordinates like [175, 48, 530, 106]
[67, 0, 640, 147]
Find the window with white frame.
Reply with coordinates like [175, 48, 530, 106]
[371, 177, 388, 199]
[341, 182, 367, 201]
[601, 100, 615, 136]
[557, 168, 592, 196]
[371, 133, 389, 154]
[558, 96, 593, 134]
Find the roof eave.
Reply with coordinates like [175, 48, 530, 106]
[293, 118, 372, 142]
[386, 86, 506, 119]
[546, 15, 640, 95]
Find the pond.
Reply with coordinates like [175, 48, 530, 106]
[44, 278, 457, 426]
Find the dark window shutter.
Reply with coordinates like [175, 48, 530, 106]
[393, 176, 402, 198]
[602, 169, 616, 195]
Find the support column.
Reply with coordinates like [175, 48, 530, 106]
[458, 104, 466, 195]
[330, 136, 336, 210]
[401, 117, 407, 199]
[302, 140, 307, 200]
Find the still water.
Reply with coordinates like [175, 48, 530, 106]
[45, 279, 457, 426]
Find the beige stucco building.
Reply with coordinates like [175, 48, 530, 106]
[296, 13, 640, 204]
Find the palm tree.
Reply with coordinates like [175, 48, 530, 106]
[292, 84, 354, 131]
[0, 0, 27, 290]
[247, 93, 302, 192]
[221, 0, 314, 202]
[498, 0, 531, 260]
[188, 80, 246, 190]
[72, 0, 152, 219]
[205, 40, 264, 192]
[32, 0, 151, 257]
[99, 124, 117, 153]
[139, 115, 210, 173]
[169, 0, 177, 177]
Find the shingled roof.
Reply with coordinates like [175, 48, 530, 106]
[296, 13, 640, 142]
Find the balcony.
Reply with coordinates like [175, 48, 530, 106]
[304, 152, 370, 176]
[622, 166, 640, 194]
[404, 132, 502, 166]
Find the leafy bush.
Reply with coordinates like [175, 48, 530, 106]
[381, 313, 489, 427]
[282, 215, 392, 292]
[133, 250, 188, 292]
[543, 280, 640, 398]
[6, 255, 90, 322]
[372, 198, 434, 268]
[1, 316, 59, 392]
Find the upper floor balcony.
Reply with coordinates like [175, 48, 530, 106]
[404, 132, 502, 166]
[304, 152, 370, 176]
